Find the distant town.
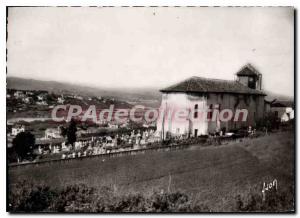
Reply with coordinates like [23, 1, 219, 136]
[7, 87, 161, 163]
[7, 65, 294, 165]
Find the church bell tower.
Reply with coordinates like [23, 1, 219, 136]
[236, 64, 262, 90]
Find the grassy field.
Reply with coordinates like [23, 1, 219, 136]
[8, 130, 294, 212]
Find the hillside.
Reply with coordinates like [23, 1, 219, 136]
[264, 90, 294, 102]
[9, 130, 294, 212]
[7, 77, 161, 107]
[7, 77, 293, 108]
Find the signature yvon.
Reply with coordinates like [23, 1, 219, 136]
[262, 179, 278, 200]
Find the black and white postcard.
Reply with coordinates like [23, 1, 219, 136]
[6, 6, 295, 213]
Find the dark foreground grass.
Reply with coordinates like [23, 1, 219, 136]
[8, 130, 294, 212]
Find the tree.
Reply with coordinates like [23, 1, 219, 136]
[59, 126, 67, 137]
[256, 112, 280, 132]
[12, 132, 36, 162]
[66, 119, 77, 149]
[7, 147, 18, 163]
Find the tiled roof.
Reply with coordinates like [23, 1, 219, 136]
[271, 100, 294, 108]
[236, 64, 261, 76]
[160, 76, 266, 95]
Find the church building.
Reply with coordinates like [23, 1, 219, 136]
[156, 64, 267, 139]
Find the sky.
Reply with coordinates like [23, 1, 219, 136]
[7, 7, 294, 96]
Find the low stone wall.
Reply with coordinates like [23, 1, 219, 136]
[9, 132, 261, 169]
[8, 143, 190, 169]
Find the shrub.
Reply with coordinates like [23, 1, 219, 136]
[148, 192, 190, 212]
[9, 182, 57, 212]
[255, 112, 280, 131]
[9, 182, 212, 212]
[104, 194, 147, 212]
[53, 184, 96, 212]
[235, 188, 294, 212]
[10, 181, 294, 213]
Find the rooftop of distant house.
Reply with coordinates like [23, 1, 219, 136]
[271, 100, 294, 108]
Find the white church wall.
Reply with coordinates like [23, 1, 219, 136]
[156, 92, 208, 138]
[156, 92, 266, 139]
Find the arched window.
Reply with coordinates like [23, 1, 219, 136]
[248, 76, 256, 89]
[194, 104, 198, 118]
[207, 104, 213, 120]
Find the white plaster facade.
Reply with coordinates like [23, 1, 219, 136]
[271, 107, 294, 122]
[156, 92, 265, 139]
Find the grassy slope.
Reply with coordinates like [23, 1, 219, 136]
[8, 130, 294, 211]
